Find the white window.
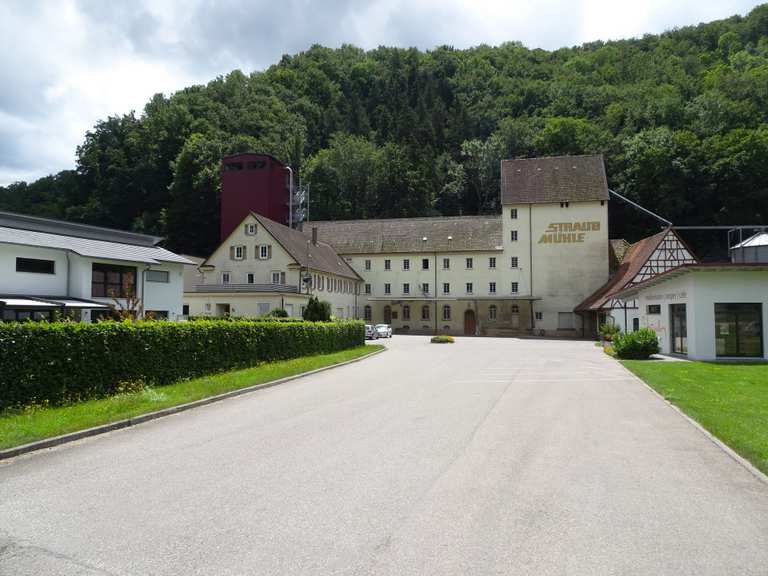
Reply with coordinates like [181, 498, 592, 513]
[489, 282, 496, 294]
[365, 259, 371, 271]
[364, 305, 372, 321]
[365, 283, 371, 295]
[403, 259, 410, 270]
[510, 230, 518, 242]
[233, 245, 245, 260]
[421, 283, 429, 295]
[222, 272, 231, 284]
[535, 311, 543, 321]
[511, 256, 519, 268]
[510, 208, 518, 219]
[384, 283, 391, 295]
[511, 304, 520, 313]
[146, 270, 169, 283]
[384, 259, 391, 270]
[442, 305, 451, 320]
[466, 257, 473, 269]
[259, 245, 270, 259]
[489, 257, 496, 269]
[272, 272, 281, 284]
[466, 282, 473, 294]
[257, 303, 270, 316]
[443, 282, 450, 294]
[421, 305, 430, 320]
[403, 283, 410, 295]
[489, 305, 497, 320]
[244, 223, 257, 235]
[205, 303, 211, 312]
[511, 282, 519, 294]
[422, 258, 429, 270]
[285, 304, 294, 317]
[247, 273, 255, 284]
[442, 257, 450, 269]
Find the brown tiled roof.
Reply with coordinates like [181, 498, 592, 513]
[305, 215, 503, 254]
[575, 229, 670, 311]
[252, 213, 361, 280]
[501, 154, 609, 204]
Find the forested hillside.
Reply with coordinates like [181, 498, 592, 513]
[2, 6, 768, 256]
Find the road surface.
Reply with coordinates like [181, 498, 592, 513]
[1, 336, 767, 575]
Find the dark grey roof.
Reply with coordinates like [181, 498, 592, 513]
[305, 215, 503, 254]
[0, 225, 191, 265]
[501, 154, 609, 204]
[252, 213, 362, 280]
[0, 211, 163, 247]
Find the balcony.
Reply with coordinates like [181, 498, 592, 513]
[192, 283, 300, 294]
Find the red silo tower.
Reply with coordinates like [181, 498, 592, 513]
[220, 153, 290, 240]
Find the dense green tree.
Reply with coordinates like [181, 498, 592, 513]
[3, 4, 768, 257]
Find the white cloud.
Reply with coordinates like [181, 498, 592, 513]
[0, 0, 760, 186]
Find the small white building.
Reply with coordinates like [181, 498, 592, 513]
[0, 211, 191, 322]
[613, 265, 767, 360]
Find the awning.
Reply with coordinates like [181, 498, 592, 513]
[0, 297, 58, 309]
[0, 296, 110, 309]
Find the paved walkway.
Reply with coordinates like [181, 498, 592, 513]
[1, 337, 767, 575]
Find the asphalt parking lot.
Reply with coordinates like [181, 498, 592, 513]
[1, 336, 767, 575]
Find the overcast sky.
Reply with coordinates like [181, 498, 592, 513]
[0, 0, 760, 186]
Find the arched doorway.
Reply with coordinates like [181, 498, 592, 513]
[463, 309, 476, 336]
[383, 305, 392, 324]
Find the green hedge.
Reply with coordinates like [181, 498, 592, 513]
[613, 328, 660, 359]
[0, 319, 364, 409]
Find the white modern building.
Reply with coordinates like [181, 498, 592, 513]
[613, 265, 767, 360]
[0, 211, 190, 322]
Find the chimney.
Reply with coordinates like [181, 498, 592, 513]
[312, 226, 318, 246]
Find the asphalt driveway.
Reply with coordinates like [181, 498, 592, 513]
[1, 336, 767, 575]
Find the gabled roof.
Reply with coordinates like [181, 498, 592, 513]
[501, 154, 609, 204]
[305, 215, 503, 254]
[251, 213, 361, 280]
[575, 229, 694, 312]
[0, 225, 191, 265]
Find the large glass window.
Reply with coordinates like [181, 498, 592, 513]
[715, 303, 763, 357]
[92, 264, 137, 298]
[16, 257, 55, 274]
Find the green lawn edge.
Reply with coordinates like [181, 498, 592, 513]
[622, 359, 768, 476]
[0, 345, 384, 450]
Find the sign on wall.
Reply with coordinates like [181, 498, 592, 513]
[538, 221, 601, 244]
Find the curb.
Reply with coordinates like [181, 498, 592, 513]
[0, 346, 386, 462]
[617, 360, 768, 487]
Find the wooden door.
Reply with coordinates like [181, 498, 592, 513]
[463, 309, 476, 335]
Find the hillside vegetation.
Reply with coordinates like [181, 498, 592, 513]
[2, 6, 768, 256]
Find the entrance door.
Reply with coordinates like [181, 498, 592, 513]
[510, 314, 520, 329]
[670, 303, 687, 355]
[464, 309, 476, 336]
[383, 305, 392, 324]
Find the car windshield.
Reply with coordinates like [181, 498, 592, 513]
[376, 324, 388, 328]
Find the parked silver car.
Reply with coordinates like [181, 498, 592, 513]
[375, 324, 392, 338]
[365, 324, 379, 339]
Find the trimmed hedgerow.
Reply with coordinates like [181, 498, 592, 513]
[0, 319, 364, 409]
[613, 328, 660, 360]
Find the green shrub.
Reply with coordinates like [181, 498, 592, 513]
[613, 328, 660, 359]
[430, 335, 455, 343]
[599, 322, 621, 341]
[0, 319, 364, 409]
[303, 297, 332, 321]
[265, 308, 289, 318]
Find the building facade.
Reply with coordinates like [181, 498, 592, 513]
[614, 266, 767, 360]
[184, 212, 361, 319]
[0, 211, 189, 322]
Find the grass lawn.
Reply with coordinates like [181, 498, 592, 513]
[623, 360, 768, 475]
[0, 345, 383, 451]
